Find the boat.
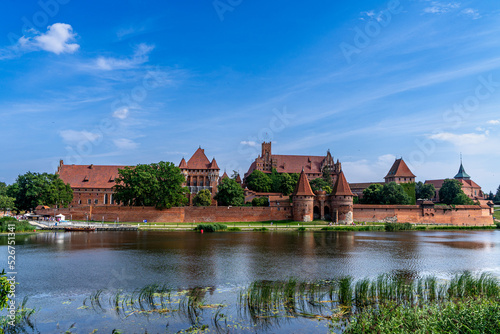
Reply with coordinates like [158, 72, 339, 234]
[64, 226, 96, 232]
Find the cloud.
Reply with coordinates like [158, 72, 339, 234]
[1, 23, 79, 59]
[342, 154, 396, 183]
[240, 140, 257, 147]
[461, 8, 481, 19]
[428, 132, 488, 146]
[113, 107, 129, 120]
[113, 138, 139, 150]
[95, 43, 154, 70]
[59, 130, 101, 144]
[487, 120, 500, 125]
[423, 2, 460, 14]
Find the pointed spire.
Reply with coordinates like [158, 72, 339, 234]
[332, 170, 354, 196]
[179, 157, 187, 169]
[209, 157, 219, 170]
[293, 169, 315, 196]
[454, 155, 471, 180]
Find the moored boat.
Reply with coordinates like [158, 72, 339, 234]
[64, 226, 96, 232]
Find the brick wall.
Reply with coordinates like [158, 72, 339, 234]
[36, 203, 492, 226]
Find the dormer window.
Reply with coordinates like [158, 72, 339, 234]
[83, 176, 89, 182]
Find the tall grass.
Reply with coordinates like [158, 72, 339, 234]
[0, 217, 35, 233]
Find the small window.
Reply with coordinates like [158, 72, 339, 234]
[94, 199, 98, 205]
[87, 199, 91, 205]
[78, 200, 82, 205]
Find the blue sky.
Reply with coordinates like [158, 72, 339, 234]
[1, 0, 500, 193]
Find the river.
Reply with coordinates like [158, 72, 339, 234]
[1, 230, 499, 333]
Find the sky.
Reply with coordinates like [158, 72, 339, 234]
[1, 0, 499, 193]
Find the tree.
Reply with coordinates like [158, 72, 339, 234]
[380, 182, 412, 205]
[361, 182, 411, 205]
[0, 182, 6, 196]
[487, 191, 494, 201]
[494, 185, 500, 204]
[193, 189, 212, 207]
[13, 172, 73, 211]
[269, 168, 282, 193]
[361, 184, 383, 204]
[279, 173, 296, 196]
[310, 178, 332, 193]
[416, 181, 436, 200]
[251, 197, 269, 207]
[215, 178, 245, 206]
[113, 161, 188, 209]
[0, 196, 15, 213]
[439, 179, 474, 205]
[246, 170, 272, 192]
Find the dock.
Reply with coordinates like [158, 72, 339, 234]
[29, 221, 139, 231]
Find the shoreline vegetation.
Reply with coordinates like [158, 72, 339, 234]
[2, 218, 498, 234]
[5, 271, 499, 333]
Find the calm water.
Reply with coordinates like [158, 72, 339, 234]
[1, 230, 499, 333]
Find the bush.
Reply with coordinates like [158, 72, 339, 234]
[253, 227, 268, 232]
[251, 197, 269, 207]
[384, 222, 414, 232]
[193, 223, 227, 232]
[321, 226, 384, 231]
[297, 226, 306, 232]
[228, 227, 241, 231]
[0, 218, 34, 233]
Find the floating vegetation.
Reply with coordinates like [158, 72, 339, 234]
[72, 271, 500, 333]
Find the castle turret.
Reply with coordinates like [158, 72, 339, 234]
[292, 169, 315, 222]
[330, 170, 354, 224]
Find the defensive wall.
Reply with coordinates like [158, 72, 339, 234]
[37, 205, 292, 223]
[353, 203, 494, 226]
[35, 201, 494, 226]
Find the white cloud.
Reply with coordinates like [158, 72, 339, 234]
[240, 140, 257, 147]
[113, 138, 139, 150]
[113, 107, 129, 120]
[428, 132, 488, 146]
[342, 154, 396, 183]
[1, 23, 79, 59]
[423, 2, 460, 14]
[33, 23, 79, 54]
[59, 130, 101, 144]
[487, 120, 500, 125]
[95, 43, 154, 70]
[461, 8, 481, 19]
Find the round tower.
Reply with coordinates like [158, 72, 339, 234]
[292, 169, 315, 222]
[330, 170, 354, 224]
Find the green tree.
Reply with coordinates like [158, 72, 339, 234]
[251, 197, 269, 207]
[310, 178, 332, 193]
[193, 189, 212, 207]
[0, 182, 6, 196]
[113, 161, 188, 209]
[246, 170, 272, 192]
[416, 181, 436, 200]
[380, 182, 412, 205]
[215, 178, 245, 206]
[13, 172, 73, 211]
[269, 168, 282, 193]
[361, 184, 383, 204]
[0, 196, 15, 213]
[439, 179, 474, 205]
[494, 185, 500, 204]
[279, 173, 297, 196]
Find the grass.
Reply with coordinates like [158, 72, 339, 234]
[321, 226, 384, 231]
[0, 297, 36, 332]
[0, 217, 36, 233]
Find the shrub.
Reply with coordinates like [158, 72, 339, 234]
[385, 222, 414, 232]
[297, 226, 306, 232]
[253, 227, 268, 232]
[228, 227, 241, 231]
[193, 223, 227, 232]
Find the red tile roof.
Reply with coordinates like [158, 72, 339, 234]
[58, 164, 127, 189]
[293, 169, 315, 196]
[273, 155, 325, 174]
[186, 147, 212, 169]
[209, 158, 219, 170]
[179, 158, 188, 169]
[385, 159, 416, 178]
[332, 171, 354, 196]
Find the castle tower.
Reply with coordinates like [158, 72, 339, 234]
[330, 170, 354, 224]
[292, 169, 315, 222]
[454, 155, 471, 180]
[384, 158, 416, 184]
